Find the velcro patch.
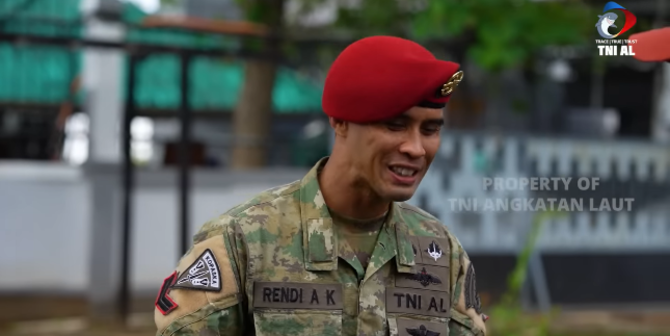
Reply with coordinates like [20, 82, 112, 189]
[172, 249, 222, 292]
[416, 237, 450, 267]
[398, 318, 446, 336]
[386, 287, 451, 318]
[396, 264, 450, 292]
[155, 271, 179, 315]
[253, 282, 343, 310]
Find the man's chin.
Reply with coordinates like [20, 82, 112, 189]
[384, 187, 417, 202]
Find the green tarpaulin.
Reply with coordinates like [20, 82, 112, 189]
[0, 0, 323, 114]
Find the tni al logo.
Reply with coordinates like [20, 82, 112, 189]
[596, 1, 637, 39]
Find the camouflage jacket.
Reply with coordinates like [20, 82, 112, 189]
[154, 158, 487, 336]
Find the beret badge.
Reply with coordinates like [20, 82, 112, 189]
[439, 70, 464, 97]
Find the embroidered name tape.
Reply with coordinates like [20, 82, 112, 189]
[253, 282, 343, 310]
[386, 287, 451, 318]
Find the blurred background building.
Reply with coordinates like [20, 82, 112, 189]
[1, 0, 670, 334]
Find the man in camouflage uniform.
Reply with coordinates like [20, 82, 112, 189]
[154, 36, 488, 336]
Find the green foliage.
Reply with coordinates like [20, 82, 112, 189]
[511, 98, 530, 115]
[161, 0, 596, 74]
[232, 0, 284, 26]
[337, 0, 596, 72]
[159, 0, 181, 7]
[419, 0, 595, 72]
[334, 0, 416, 37]
[487, 210, 567, 336]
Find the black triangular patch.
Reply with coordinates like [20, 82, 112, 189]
[171, 249, 222, 292]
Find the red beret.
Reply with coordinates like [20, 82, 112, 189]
[322, 36, 463, 123]
[630, 27, 670, 62]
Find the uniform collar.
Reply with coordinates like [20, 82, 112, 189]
[299, 157, 338, 271]
[391, 204, 416, 273]
[299, 157, 415, 273]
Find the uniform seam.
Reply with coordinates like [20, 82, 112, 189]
[237, 218, 253, 317]
[223, 229, 244, 301]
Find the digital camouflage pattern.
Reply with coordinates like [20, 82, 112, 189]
[155, 158, 486, 336]
[331, 210, 386, 272]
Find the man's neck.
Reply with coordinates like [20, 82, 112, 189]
[318, 158, 391, 220]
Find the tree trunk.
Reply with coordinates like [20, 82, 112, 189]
[231, 0, 284, 169]
[231, 61, 278, 168]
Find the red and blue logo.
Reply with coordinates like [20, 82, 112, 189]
[596, 2, 637, 39]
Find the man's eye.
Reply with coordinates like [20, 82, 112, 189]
[386, 123, 405, 130]
[422, 127, 441, 134]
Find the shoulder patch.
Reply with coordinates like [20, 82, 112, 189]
[455, 258, 487, 334]
[464, 263, 482, 314]
[155, 271, 179, 315]
[154, 234, 240, 332]
[172, 249, 222, 292]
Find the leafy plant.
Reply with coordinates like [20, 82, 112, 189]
[487, 210, 566, 336]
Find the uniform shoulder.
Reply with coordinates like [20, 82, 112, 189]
[397, 202, 454, 238]
[193, 180, 301, 243]
[156, 181, 302, 334]
[397, 202, 440, 221]
[230, 180, 302, 215]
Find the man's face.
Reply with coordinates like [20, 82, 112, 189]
[343, 106, 444, 202]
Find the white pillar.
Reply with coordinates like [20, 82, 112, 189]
[80, 0, 128, 325]
[81, 0, 125, 164]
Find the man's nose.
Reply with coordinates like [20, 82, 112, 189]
[398, 131, 426, 158]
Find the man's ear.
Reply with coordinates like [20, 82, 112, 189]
[329, 117, 348, 137]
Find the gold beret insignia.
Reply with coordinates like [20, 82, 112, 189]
[439, 70, 464, 97]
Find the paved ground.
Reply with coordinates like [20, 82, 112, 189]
[0, 294, 155, 335]
[551, 310, 670, 335]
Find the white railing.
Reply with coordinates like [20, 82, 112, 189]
[410, 133, 670, 253]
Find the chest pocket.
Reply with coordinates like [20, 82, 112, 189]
[388, 236, 453, 336]
[385, 287, 451, 336]
[252, 282, 343, 336]
[389, 316, 449, 336]
[386, 267, 452, 336]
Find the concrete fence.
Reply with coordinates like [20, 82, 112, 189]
[411, 132, 670, 253]
[0, 162, 307, 294]
[2, 132, 670, 307]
